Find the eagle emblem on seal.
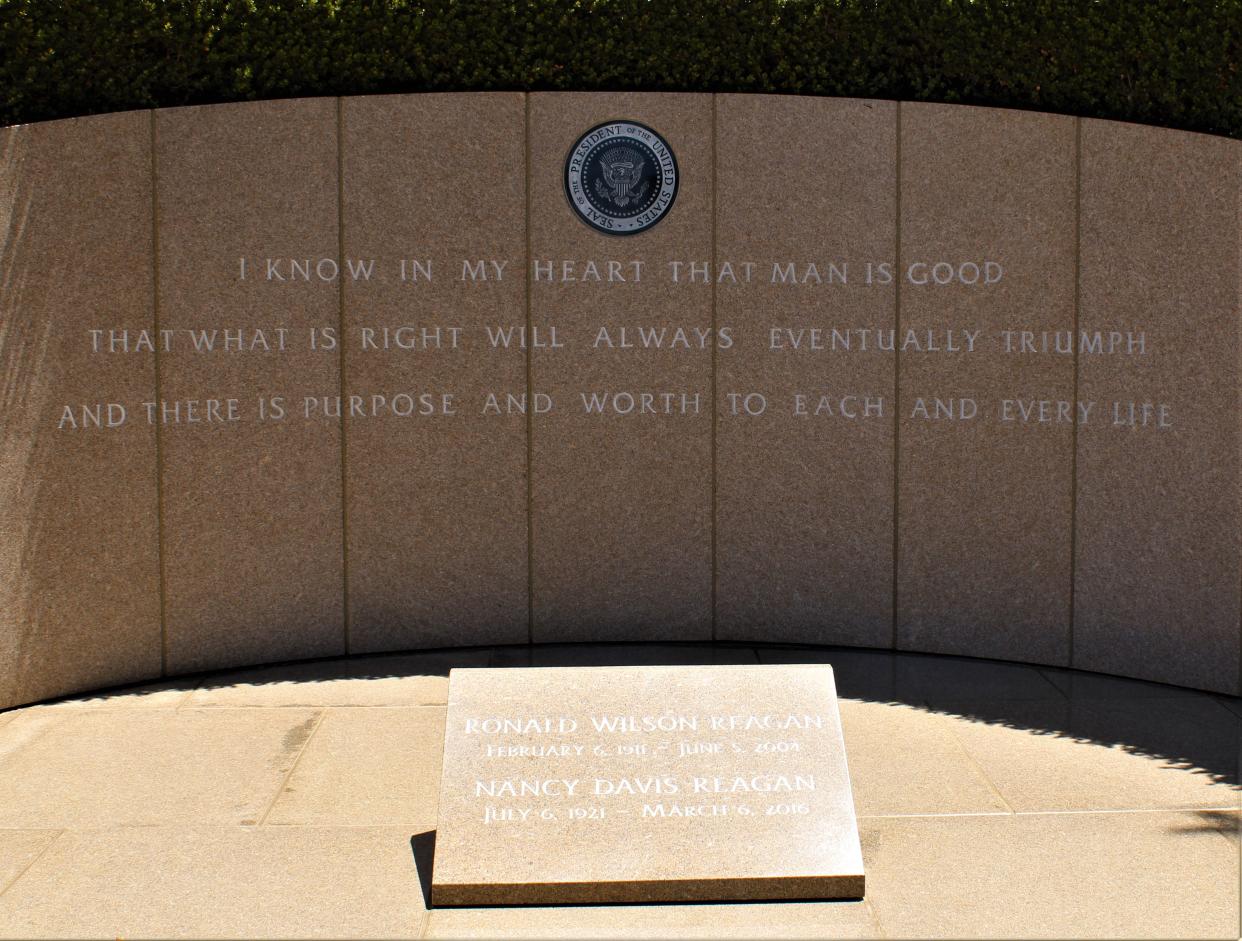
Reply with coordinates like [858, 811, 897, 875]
[565, 120, 678, 235]
[593, 146, 650, 208]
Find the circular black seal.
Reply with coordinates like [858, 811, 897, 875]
[564, 120, 679, 235]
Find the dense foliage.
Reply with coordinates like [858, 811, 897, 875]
[2, 1, 1240, 137]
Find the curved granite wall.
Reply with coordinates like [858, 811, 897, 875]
[1, 93, 1238, 709]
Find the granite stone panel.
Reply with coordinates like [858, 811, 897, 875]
[3, 94, 1240, 706]
[155, 100, 344, 673]
[1075, 119, 1241, 694]
[528, 93, 713, 642]
[341, 93, 528, 652]
[0, 113, 161, 710]
[897, 103, 1076, 665]
[714, 95, 896, 647]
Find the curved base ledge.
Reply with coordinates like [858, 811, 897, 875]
[4, 640, 1239, 717]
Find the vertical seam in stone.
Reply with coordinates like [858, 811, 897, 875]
[1237, 144, 1242, 697]
[336, 97, 351, 656]
[1069, 117, 1081, 669]
[710, 94, 719, 642]
[891, 101, 902, 651]
[524, 93, 535, 646]
[150, 109, 169, 677]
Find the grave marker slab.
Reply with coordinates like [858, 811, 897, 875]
[432, 664, 864, 905]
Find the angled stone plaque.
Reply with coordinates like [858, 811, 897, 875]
[431, 665, 864, 905]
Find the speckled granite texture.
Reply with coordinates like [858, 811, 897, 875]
[0, 94, 1237, 708]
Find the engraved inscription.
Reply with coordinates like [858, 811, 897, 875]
[432, 665, 865, 904]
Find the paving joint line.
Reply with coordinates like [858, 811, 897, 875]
[1029, 667, 1072, 699]
[182, 701, 449, 710]
[50, 823, 437, 832]
[0, 828, 65, 899]
[942, 725, 1016, 815]
[863, 895, 888, 940]
[1207, 819, 1239, 853]
[173, 681, 203, 711]
[859, 811, 1012, 820]
[256, 708, 328, 827]
[1012, 806, 1242, 817]
[0, 711, 69, 765]
[1205, 695, 1242, 722]
[862, 806, 1240, 820]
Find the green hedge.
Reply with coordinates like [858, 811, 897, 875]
[2, 1, 1241, 138]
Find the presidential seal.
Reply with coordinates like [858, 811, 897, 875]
[564, 120, 678, 235]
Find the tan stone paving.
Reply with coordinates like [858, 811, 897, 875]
[264, 706, 446, 829]
[840, 701, 1011, 816]
[424, 898, 882, 938]
[0, 644, 1236, 940]
[861, 811, 1239, 939]
[0, 830, 60, 897]
[0, 826, 428, 940]
[0, 708, 322, 828]
[938, 697, 1239, 811]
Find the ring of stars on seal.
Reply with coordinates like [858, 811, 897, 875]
[564, 120, 679, 236]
